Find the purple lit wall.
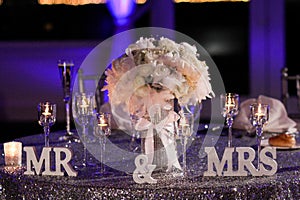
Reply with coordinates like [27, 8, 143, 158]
[249, 0, 285, 99]
[0, 0, 288, 125]
[0, 41, 98, 122]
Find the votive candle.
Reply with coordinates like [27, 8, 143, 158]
[4, 141, 22, 166]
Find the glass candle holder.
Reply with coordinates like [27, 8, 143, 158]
[249, 103, 270, 170]
[72, 92, 95, 168]
[178, 112, 194, 177]
[94, 112, 112, 174]
[4, 141, 22, 166]
[38, 102, 56, 147]
[220, 93, 239, 147]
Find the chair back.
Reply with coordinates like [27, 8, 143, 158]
[281, 67, 300, 113]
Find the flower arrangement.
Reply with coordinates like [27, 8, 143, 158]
[102, 37, 214, 170]
[102, 37, 214, 118]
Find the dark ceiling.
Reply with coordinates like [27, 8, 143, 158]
[0, 0, 298, 94]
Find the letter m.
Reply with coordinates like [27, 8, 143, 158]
[203, 147, 234, 176]
[24, 147, 52, 175]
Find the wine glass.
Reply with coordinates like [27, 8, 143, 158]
[94, 112, 112, 175]
[58, 59, 79, 142]
[178, 112, 194, 177]
[249, 103, 270, 170]
[38, 102, 56, 147]
[72, 92, 95, 168]
[220, 93, 239, 147]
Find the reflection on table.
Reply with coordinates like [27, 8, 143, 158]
[0, 126, 300, 199]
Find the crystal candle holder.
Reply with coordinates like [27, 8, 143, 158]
[220, 93, 239, 147]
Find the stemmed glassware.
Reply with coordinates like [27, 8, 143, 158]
[38, 102, 56, 147]
[72, 92, 95, 168]
[94, 112, 112, 175]
[249, 103, 270, 170]
[58, 59, 78, 142]
[178, 112, 194, 177]
[220, 93, 239, 147]
[129, 114, 141, 153]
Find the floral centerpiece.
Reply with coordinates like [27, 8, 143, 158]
[102, 37, 214, 172]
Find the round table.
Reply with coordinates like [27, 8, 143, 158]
[1, 128, 300, 199]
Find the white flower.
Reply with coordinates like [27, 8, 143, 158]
[161, 76, 182, 91]
[134, 85, 151, 97]
[104, 37, 214, 116]
[125, 37, 156, 56]
[181, 42, 198, 56]
[137, 64, 154, 77]
[174, 82, 189, 99]
[158, 37, 180, 53]
[133, 75, 146, 89]
[154, 64, 171, 77]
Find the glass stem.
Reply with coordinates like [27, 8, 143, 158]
[226, 116, 233, 148]
[44, 126, 50, 147]
[183, 136, 187, 177]
[82, 125, 87, 167]
[256, 126, 263, 171]
[100, 136, 105, 174]
[65, 100, 71, 135]
[130, 125, 136, 152]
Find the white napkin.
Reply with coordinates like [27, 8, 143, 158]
[233, 95, 298, 133]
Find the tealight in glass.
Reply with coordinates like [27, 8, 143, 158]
[4, 141, 22, 166]
[249, 103, 270, 170]
[220, 93, 239, 147]
[94, 112, 112, 174]
[72, 92, 95, 168]
[38, 102, 56, 147]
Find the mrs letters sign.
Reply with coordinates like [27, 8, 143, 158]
[133, 146, 277, 183]
[24, 146, 77, 177]
[204, 147, 277, 176]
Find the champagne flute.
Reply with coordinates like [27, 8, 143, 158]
[94, 112, 111, 175]
[38, 102, 56, 147]
[249, 103, 270, 170]
[58, 59, 79, 142]
[72, 92, 95, 168]
[220, 93, 239, 147]
[178, 112, 194, 177]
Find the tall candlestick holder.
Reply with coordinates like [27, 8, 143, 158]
[249, 103, 269, 170]
[72, 92, 95, 168]
[94, 112, 112, 175]
[220, 93, 239, 147]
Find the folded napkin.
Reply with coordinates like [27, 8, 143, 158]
[233, 95, 298, 133]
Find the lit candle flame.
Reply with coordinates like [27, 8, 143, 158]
[225, 96, 235, 111]
[42, 104, 51, 116]
[227, 96, 233, 105]
[98, 115, 108, 127]
[255, 104, 265, 117]
[80, 96, 89, 108]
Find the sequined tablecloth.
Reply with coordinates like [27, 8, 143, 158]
[0, 128, 300, 200]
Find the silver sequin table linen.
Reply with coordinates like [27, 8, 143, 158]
[0, 128, 300, 200]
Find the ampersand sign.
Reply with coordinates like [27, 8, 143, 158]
[133, 154, 157, 184]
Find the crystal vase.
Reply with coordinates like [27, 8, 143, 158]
[139, 103, 180, 173]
